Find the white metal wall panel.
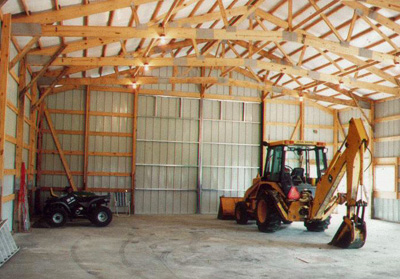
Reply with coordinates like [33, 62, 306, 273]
[201, 100, 261, 214]
[375, 100, 400, 158]
[135, 96, 198, 214]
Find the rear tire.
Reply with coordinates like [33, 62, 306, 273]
[46, 207, 67, 227]
[235, 201, 249, 225]
[305, 216, 331, 232]
[90, 206, 113, 227]
[256, 198, 281, 233]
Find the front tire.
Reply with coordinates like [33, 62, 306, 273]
[46, 207, 67, 227]
[235, 201, 249, 225]
[305, 216, 331, 232]
[90, 206, 113, 227]
[256, 198, 281, 233]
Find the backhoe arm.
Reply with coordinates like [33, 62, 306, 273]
[311, 118, 369, 219]
[311, 118, 369, 248]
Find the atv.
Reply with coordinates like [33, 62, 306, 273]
[44, 186, 113, 227]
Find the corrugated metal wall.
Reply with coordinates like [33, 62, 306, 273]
[2, 39, 35, 229]
[266, 99, 334, 160]
[375, 100, 400, 158]
[39, 68, 342, 215]
[42, 88, 134, 191]
[135, 96, 199, 214]
[201, 100, 261, 214]
[373, 100, 400, 222]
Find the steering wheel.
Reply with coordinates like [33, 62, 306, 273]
[284, 165, 293, 173]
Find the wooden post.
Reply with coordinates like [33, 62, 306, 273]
[34, 104, 45, 214]
[369, 103, 375, 217]
[28, 83, 39, 189]
[261, 98, 267, 175]
[333, 110, 338, 152]
[83, 86, 90, 190]
[300, 100, 305, 141]
[131, 88, 139, 213]
[197, 67, 205, 214]
[0, 14, 11, 220]
[14, 57, 27, 231]
[27, 83, 39, 214]
[43, 106, 77, 191]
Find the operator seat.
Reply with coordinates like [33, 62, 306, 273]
[291, 167, 305, 185]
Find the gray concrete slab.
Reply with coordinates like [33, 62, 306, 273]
[1, 214, 399, 279]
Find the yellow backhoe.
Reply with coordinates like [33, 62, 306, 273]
[218, 118, 369, 249]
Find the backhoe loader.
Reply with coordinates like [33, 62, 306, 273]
[218, 118, 369, 249]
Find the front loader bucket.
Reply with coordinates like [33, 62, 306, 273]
[217, 196, 243, 220]
[329, 217, 367, 249]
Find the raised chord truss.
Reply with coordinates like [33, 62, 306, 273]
[2, 0, 400, 110]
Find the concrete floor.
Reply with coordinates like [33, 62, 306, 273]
[1, 214, 399, 279]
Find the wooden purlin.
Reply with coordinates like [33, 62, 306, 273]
[0, 14, 11, 218]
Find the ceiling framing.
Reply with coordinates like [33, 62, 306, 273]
[2, 0, 400, 110]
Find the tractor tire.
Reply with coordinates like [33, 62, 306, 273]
[235, 201, 249, 225]
[282, 220, 293, 225]
[46, 207, 67, 228]
[90, 206, 113, 227]
[256, 198, 281, 233]
[305, 216, 331, 232]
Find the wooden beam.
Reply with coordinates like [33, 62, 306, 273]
[22, 25, 400, 65]
[12, 0, 161, 24]
[333, 110, 338, 152]
[0, 14, 11, 220]
[343, 1, 400, 33]
[290, 118, 301, 140]
[300, 100, 305, 140]
[9, 36, 40, 70]
[43, 106, 77, 190]
[83, 86, 90, 190]
[353, 0, 400, 12]
[13, 57, 26, 231]
[44, 75, 364, 107]
[28, 82, 38, 189]
[32, 56, 398, 96]
[31, 67, 69, 110]
[15, 57, 27, 187]
[20, 44, 66, 97]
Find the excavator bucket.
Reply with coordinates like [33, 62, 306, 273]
[329, 217, 367, 249]
[217, 196, 243, 220]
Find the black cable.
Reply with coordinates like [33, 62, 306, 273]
[364, 147, 372, 172]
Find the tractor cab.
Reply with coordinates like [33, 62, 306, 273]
[263, 140, 328, 197]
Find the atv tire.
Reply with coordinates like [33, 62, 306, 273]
[90, 206, 113, 227]
[235, 201, 249, 225]
[256, 198, 281, 233]
[305, 216, 331, 232]
[46, 207, 67, 227]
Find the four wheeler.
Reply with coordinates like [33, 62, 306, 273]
[44, 186, 113, 227]
[219, 118, 369, 249]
